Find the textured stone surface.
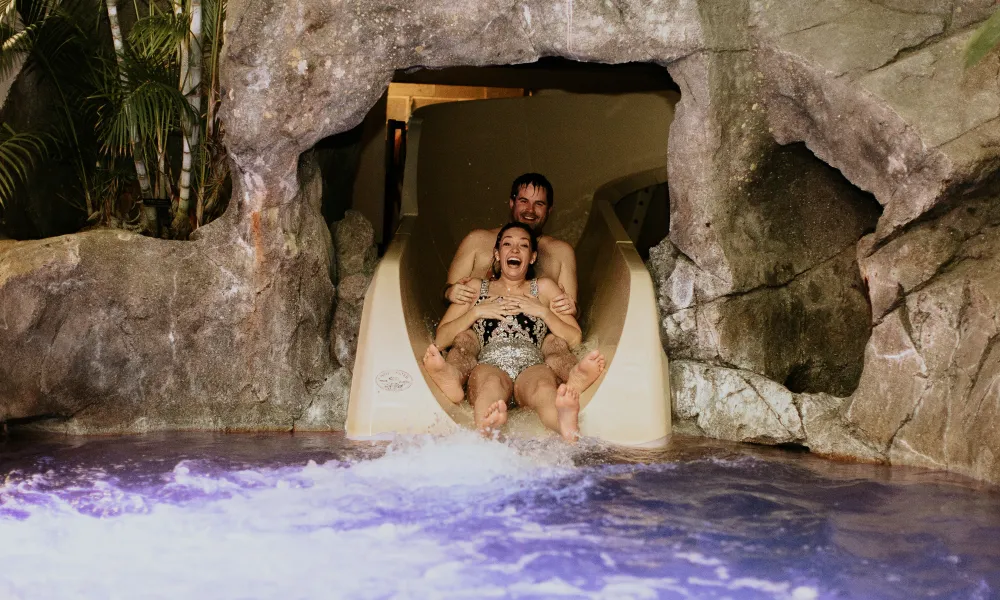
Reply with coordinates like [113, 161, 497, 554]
[1, 0, 998, 484]
[762, 27, 1000, 243]
[651, 141, 880, 395]
[672, 360, 804, 444]
[657, 244, 873, 395]
[0, 154, 344, 433]
[670, 360, 883, 461]
[329, 209, 378, 369]
[847, 222, 1000, 483]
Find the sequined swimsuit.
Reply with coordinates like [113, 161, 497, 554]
[472, 279, 549, 387]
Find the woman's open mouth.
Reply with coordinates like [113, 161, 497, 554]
[506, 257, 522, 268]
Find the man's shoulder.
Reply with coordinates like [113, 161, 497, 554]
[538, 235, 574, 256]
[459, 228, 498, 249]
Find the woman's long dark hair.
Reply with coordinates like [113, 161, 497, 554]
[491, 222, 538, 280]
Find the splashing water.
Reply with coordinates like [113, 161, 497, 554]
[1, 431, 998, 599]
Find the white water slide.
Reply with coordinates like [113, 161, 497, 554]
[346, 91, 677, 446]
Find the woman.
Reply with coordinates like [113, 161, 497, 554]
[423, 222, 605, 441]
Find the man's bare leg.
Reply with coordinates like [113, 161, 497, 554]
[422, 345, 465, 403]
[468, 364, 513, 436]
[448, 330, 482, 381]
[566, 350, 606, 395]
[541, 335, 576, 382]
[422, 330, 480, 403]
[542, 335, 606, 395]
[514, 364, 579, 442]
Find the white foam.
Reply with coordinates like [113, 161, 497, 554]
[0, 432, 817, 600]
[0, 432, 585, 599]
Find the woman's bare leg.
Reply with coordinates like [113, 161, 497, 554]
[514, 364, 580, 442]
[467, 364, 513, 436]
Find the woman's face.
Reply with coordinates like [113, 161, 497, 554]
[495, 228, 536, 281]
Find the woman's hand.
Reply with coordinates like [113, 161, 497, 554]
[512, 293, 549, 319]
[474, 297, 519, 320]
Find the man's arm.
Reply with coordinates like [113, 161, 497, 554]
[534, 277, 582, 347]
[443, 231, 487, 304]
[549, 240, 578, 316]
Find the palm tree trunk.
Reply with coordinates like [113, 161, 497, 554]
[174, 0, 202, 234]
[105, 0, 156, 230]
[197, 0, 224, 226]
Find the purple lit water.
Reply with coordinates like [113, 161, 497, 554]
[1, 431, 998, 599]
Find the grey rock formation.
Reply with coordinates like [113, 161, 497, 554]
[0, 153, 343, 433]
[847, 211, 1000, 482]
[0, 0, 998, 484]
[651, 141, 881, 396]
[670, 360, 884, 461]
[329, 209, 379, 370]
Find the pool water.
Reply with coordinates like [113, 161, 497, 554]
[1, 431, 998, 599]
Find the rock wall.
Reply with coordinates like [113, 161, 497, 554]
[1, 0, 998, 483]
[0, 153, 342, 432]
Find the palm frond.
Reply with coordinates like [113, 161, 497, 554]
[129, 11, 188, 64]
[1, 0, 103, 88]
[966, 8, 1000, 68]
[93, 48, 193, 156]
[0, 19, 37, 82]
[0, 124, 52, 208]
[201, 0, 224, 55]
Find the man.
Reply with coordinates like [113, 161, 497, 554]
[427, 172, 603, 404]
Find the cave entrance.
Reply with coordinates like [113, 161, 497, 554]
[334, 58, 680, 442]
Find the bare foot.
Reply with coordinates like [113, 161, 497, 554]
[566, 350, 606, 394]
[555, 384, 580, 442]
[422, 345, 465, 403]
[479, 400, 508, 436]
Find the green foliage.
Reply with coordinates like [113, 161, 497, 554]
[0, 0, 231, 237]
[0, 124, 52, 208]
[129, 11, 189, 64]
[0, 0, 106, 226]
[92, 42, 193, 157]
[966, 8, 1000, 68]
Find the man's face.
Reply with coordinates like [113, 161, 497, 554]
[509, 184, 550, 232]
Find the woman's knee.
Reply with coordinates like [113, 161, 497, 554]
[529, 377, 556, 398]
[517, 369, 556, 399]
[469, 367, 509, 393]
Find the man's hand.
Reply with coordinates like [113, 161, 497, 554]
[549, 289, 577, 316]
[445, 277, 477, 304]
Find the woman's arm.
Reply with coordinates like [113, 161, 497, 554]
[523, 278, 582, 347]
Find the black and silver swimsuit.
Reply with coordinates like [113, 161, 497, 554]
[472, 279, 548, 384]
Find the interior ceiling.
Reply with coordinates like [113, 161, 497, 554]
[392, 57, 679, 94]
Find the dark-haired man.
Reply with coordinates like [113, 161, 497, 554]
[423, 173, 604, 405]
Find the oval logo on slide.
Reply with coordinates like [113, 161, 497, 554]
[376, 369, 413, 392]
